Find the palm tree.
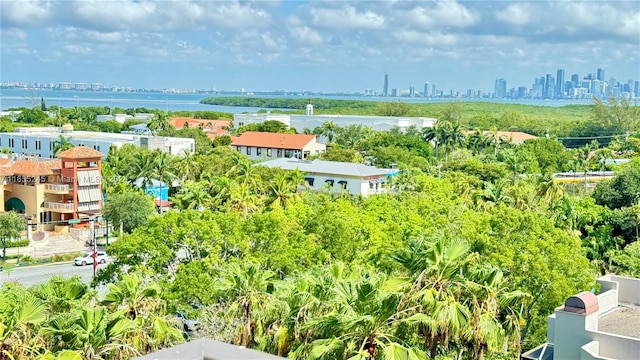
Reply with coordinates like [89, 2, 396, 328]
[536, 173, 565, 207]
[178, 150, 199, 183]
[319, 121, 339, 144]
[32, 276, 89, 313]
[172, 180, 211, 211]
[227, 182, 261, 217]
[226, 159, 261, 193]
[52, 135, 74, 155]
[0, 291, 48, 360]
[442, 121, 465, 161]
[147, 112, 171, 133]
[266, 171, 301, 209]
[149, 151, 177, 214]
[482, 179, 512, 209]
[422, 120, 449, 159]
[304, 271, 423, 360]
[392, 235, 476, 359]
[102, 274, 162, 321]
[214, 262, 276, 348]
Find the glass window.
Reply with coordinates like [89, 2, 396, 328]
[267, 148, 272, 157]
[257, 147, 262, 156]
[246, 147, 251, 155]
[277, 149, 282, 157]
[304, 177, 314, 186]
[285, 150, 293, 158]
[325, 179, 334, 187]
[338, 180, 348, 189]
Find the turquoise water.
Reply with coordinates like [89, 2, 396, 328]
[0, 88, 593, 113]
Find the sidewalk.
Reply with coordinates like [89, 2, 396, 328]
[5, 233, 88, 259]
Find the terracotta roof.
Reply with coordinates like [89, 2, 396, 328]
[57, 146, 104, 159]
[0, 159, 11, 166]
[231, 132, 317, 150]
[170, 117, 231, 130]
[463, 130, 538, 143]
[10, 159, 61, 176]
[0, 165, 13, 177]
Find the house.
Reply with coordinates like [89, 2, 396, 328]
[169, 117, 231, 140]
[522, 274, 640, 360]
[255, 158, 390, 197]
[231, 131, 325, 160]
[0, 146, 104, 231]
[462, 130, 538, 144]
[133, 178, 170, 201]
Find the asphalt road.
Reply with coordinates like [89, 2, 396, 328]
[0, 262, 109, 288]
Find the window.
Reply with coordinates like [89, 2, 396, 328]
[267, 148, 272, 157]
[277, 149, 282, 157]
[246, 147, 251, 155]
[369, 181, 375, 189]
[285, 150, 293, 158]
[21, 139, 27, 149]
[338, 180, 348, 189]
[50, 142, 54, 151]
[325, 179, 334, 187]
[9, 138, 14, 147]
[315, 150, 319, 156]
[256, 147, 262, 156]
[304, 177, 315, 186]
[236, 146, 241, 152]
[303, 151, 310, 158]
[167, 146, 172, 153]
[35, 140, 41, 150]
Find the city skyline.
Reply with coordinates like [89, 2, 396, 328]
[1, 1, 638, 93]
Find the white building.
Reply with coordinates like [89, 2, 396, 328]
[255, 158, 391, 197]
[0, 124, 195, 158]
[522, 274, 640, 360]
[231, 131, 325, 160]
[234, 113, 436, 132]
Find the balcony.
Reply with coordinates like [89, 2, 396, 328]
[44, 183, 70, 194]
[43, 201, 75, 213]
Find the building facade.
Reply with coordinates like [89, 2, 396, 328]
[231, 131, 325, 161]
[0, 146, 104, 231]
[234, 113, 436, 133]
[522, 275, 640, 360]
[0, 125, 195, 158]
[255, 158, 391, 197]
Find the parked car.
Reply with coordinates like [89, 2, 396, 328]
[74, 251, 108, 266]
[176, 311, 200, 333]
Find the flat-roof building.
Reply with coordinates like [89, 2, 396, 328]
[234, 113, 437, 133]
[522, 274, 640, 360]
[0, 125, 195, 158]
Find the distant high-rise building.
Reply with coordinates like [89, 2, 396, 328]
[90, 83, 103, 91]
[409, 86, 416, 97]
[543, 74, 555, 99]
[494, 78, 507, 98]
[597, 68, 605, 82]
[383, 74, 389, 97]
[423, 82, 430, 97]
[58, 82, 72, 90]
[517, 87, 528, 98]
[75, 83, 87, 91]
[555, 69, 565, 98]
[431, 84, 438, 97]
[571, 74, 579, 84]
[634, 81, 640, 97]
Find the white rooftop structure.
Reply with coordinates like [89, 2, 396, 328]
[255, 158, 392, 197]
[0, 125, 194, 158]
[522, 274, 640, 360]
[234, 113, 436, 132]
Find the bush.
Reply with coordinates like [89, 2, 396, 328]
[50, 252, 84, 263]
[3, 239, 29, 248]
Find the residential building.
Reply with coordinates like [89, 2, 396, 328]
[234, 113, 436, 133]
[0, 124, 195, 158]
[169, 117, 231, 140]
[522, 275, 640, 360]
[231, 131, 325, 160]
[255, 158, 391, 197]
[495, 78, 507, 98]
[461, 130, 538, 144]
[0, 146, 104, 231]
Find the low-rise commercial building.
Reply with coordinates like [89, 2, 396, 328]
[255, 158, 391, 197]
[231, 131, 325, 160]
[0, 124, 195, 158]
[522, 274, 640, 360]
[234, 113, 437, 132]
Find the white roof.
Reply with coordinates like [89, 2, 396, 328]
[256, 158, 389, 177]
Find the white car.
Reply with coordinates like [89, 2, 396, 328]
[74, 251, 108, 266]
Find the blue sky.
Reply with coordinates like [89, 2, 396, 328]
[1, 0, 639, 93]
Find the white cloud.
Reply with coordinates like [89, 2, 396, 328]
[0, 0, 52, 27]
[309, 6, 385, 29]
[289, 26, 323, 45]
[495, 3, 531, 26]
[392, 30, 459, 46]
[63, 44, 93, 55]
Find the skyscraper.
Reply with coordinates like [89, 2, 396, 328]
[424, 82, 430, 97]
[494, 78, 507, 98]
[383, 74, 389, 97]
[597, 68, 605, 82]
[543, 74, 555, 99]
[555, 69, 565, 98]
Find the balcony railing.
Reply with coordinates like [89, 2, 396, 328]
[43, 201, 75, 212]
[44, 184, 70, 193]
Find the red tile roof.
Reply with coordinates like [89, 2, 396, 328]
[10, 160, 61, 176]
[231, 131, 317, 150]
[0, 159, 11, 166]
[0, 165, 12, 177]
[463, 130, 538, 143]
[57, 146, 104, 159]
[170, 117, 231, 130]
